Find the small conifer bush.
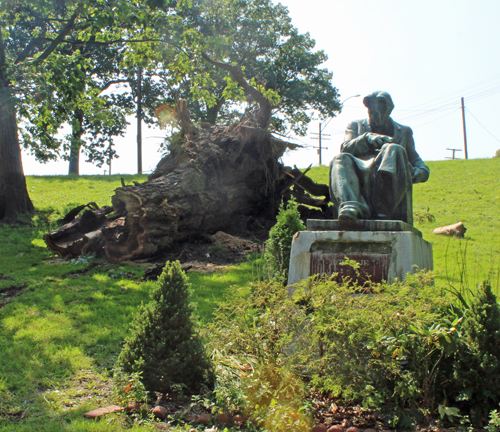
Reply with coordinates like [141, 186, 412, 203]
[116, 261, 211, 393]
[452, 281, 500, 419]
[264, 198, 305, 284]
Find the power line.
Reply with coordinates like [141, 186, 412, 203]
[394, 73, 500, 124]
[412, 107, 460, 128]
[465, 107, 500, 144]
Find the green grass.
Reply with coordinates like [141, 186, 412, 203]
[1, 160, 499, 430]
[1, 175, 262, 431]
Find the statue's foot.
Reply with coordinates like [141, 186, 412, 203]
[338, 207, 358, 227]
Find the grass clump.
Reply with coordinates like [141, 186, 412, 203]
[264, 198, 305, 284]
[116, 261, 211, 394]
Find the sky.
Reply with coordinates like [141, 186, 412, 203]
[21, 0, 500, 175]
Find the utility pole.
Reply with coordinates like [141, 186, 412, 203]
[461, 97, 468, 160]
[137, 67, 143, 174]
[311, 123, 330, 165]
[311, 94, 361, 166]
[108, 142, 112, 175]
[446, 148, 462, 160]
[319, 122, 322, 165]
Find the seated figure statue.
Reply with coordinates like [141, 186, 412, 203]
[329, 91, 430, 226]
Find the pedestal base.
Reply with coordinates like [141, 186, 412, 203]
[287, 220, 433, 287]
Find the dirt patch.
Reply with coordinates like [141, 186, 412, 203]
[143, 231, 263, 280]
[0, 283, 28, 309]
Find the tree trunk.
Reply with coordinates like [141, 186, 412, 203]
[0, 32, 34, 222]
[205, 97, 225, 125]
[68, 109, 84, 175]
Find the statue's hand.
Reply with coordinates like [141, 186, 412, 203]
[365, 132, 392, 150]
[412, 168, 429, 184]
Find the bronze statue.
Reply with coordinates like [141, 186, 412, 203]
[329, 91, 429, 226]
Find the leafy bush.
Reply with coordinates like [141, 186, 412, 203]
[293, 271, 455, 410]
[112, 366, 148, 405]
[241, 361, 311, 431]
[264, 198, 305, 284]
[116, 261, 211, 393]
[494, 149, 500, 158]
[206, 270, 500, 428]
[206, 280, 311, 416]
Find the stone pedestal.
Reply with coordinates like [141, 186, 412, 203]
[287, 219, 433, 287]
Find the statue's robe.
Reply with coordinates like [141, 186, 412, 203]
[329, 118, 430, 224]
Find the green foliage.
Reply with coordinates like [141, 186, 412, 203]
[241, 362, 311, 431]
[292, 271, 453, 407]
[112, 367, 148, 405]
[450, 281, 500, 420]
[264, 199, 305, 284]
[116, 261, 211, 393]
[488, 405, 500, 432]
[494, 149, 500, 158]
[140, 0, 341, 136]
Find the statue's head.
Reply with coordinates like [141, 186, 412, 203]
[363, 91, 394, 127]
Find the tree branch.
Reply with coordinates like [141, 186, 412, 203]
[100, 79, 131, 92]
[32, 6, 82, 66]
[62, 37, 164, 47]
[200, 51, 272, 129]
[15, 20, 48, 65]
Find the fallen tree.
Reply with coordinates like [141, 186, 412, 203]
[44, 61, 332, 261]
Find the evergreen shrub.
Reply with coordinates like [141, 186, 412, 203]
[264, 198, 305, 284]
[116, 261, 211, 393]
[451, 281, 500, 420]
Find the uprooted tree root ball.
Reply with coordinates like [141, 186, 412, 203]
[44, 108, 330, 261]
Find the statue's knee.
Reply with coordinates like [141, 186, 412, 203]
[382, 143, 405, 153]
[332, 153, 355, 166]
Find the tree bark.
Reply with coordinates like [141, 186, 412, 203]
[68, 109, 84, 175]
[0, 31, 34, 222]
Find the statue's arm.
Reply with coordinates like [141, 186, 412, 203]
[340, 122, 373, 157]
[405, 128, 430, 183]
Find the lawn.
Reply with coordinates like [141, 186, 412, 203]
[1, 158, 499, 431]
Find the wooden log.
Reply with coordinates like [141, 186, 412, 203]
[44, 207, 113, 257]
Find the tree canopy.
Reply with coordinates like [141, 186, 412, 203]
[0, 0, 340, 220]
[141, 0, 340, 137]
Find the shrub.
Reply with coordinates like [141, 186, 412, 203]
[264, 198, 305, 284]
[293, 271, 454, 410]
[494, 149, 500, 158]
[207, 271, 500, 428]
[451, 281, 500, 421]
[241, 361, 311, 431]
[116, 261, 211, 393]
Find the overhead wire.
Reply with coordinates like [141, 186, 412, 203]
[465, 107, 500, 144]
[393, 72, 500, 124]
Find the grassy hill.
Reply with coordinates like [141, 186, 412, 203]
[0, 158, 499, 431]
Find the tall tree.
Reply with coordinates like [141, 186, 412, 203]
[0, 0, 174, 220]
[19, 44, 134, 175]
